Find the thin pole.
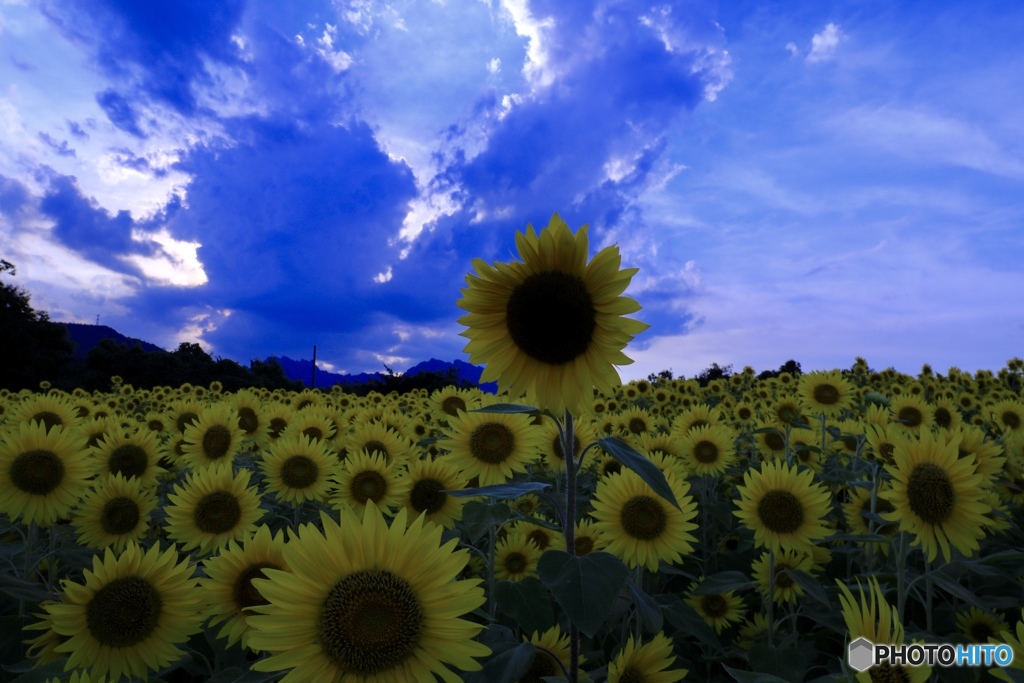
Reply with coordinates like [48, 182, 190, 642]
[311, 344, 317, 388]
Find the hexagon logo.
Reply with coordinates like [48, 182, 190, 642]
[848, 637, 875, 672]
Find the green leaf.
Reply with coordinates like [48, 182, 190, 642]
[660, 597, 721, 650]
[783, 569, 832, 606]
[0, 573, 53, 603]
[444, 481, 551, 499]
[536, 550, 628, 638]
[690, 571, 753, 595]
[467, 642, 536, 683]
[722, 664, 793, 683]
[626, 581, 663, 634]
[595, 437, 680, 510]
[472, 403, 541, 415]
[747, 644, 809, 681]
[928, 572, 986, 610]
[460, 500, 512, 543]
[496, 578, 554, 635]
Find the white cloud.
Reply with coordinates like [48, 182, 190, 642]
[173, 308, 232, 354]
[373, 266, 393, 283]
[806, 23, 844, 63]
[124, 228, 207, 287]
[487, 57, 501, 75]
[785, 41, 798, 56]
[316, 24, 353, 72]
[500, 0, 557, 88]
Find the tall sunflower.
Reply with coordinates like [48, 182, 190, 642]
[798, 370, 854, 417]
[181, 402, 245, 469]
[518, 625, 584, 682]
[0, 421, 92, 526]
[258, 433, 338, 505]
[751, 548, 813, 605]
[837, 577, 931, 683]
[90, 429, 164, 489]
[330, 449, 410, 519]
[678, 423, 737, 476]
[494, 532, 543, 581]
[398, 456, 469, 529]
[71, 473, 156, 552]
[200, 524, 290, 651]
[45, 542, 205, 682]
[457, 213, 648, 413]
[441, 409, 543, 486]
[686, 580, 745, 634]
[879, 430, 991, 563]
[247, 503, 490, 682]
[733, 460, 832, 555]
[590, 468, 699, 572]
[164, 465, 264, 555]
[608, 633, 686, 683]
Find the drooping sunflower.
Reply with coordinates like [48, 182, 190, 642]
[686, 580, 746, 634]
[990, 399, 1024, 441]
[572, 518, 605, 556]
[518, 625, 585, 682]
[950, 423, 1005, 482]
[751, 419, 788, 461]
[879, 430, 991, 563]
[956, 607, 1007, 644]
[842, 484, 898, 556]
[398, 456, 468, 529]
[330, 449, 410, 519]
[181, 402, 245, 469]
[494, 532, 543, 581]
[232, 390, 268, 442]
[538, 416, 596, 475]
[71, 473, 156, 552]
[590, 468, 699, 572]
[0, 421, 92, 526]
[608, 632, 686, 683]
[733, 460, 833, 555]
[164, 465, 264, 555]
[45, 542, 205, 682]
[90, 429, 164, 489]
[258, 433, 338, 505]
[247, 503, 490, 682]
[441, 409, 543, 486]
[798, 370, 854, 417]
[678, 423, 737, 477]
[200, 524, 290, 651]
[508, 517, 565, 553]
[457, 213, 649, 414]
[164, 398, 204, 435]
[751, 548, 813, 605]
[837, 576, 931, 683]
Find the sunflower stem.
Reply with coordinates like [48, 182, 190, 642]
[895, 531, 909, 622]
[766, 548, 775, 649]
[487, 525, 498, 621]
[561, 408, 580, 683]
[924, 555, 934, 634]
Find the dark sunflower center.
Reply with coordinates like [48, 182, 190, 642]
[756, 490, 805, 535]
[202, 425, 232, 460]
[409, 478, 446, 515]
[147, 419, 165, 432]
[469, 423, 516, 464]
[619, 668, 645, 683]
[620, 495, 667, 540]
[351, 471, 387, 504]
[897, 406, 923, 428]
[878, 442, 896, 464]
[302, 426, 324, 441]
[628, 418, 647, 435]
[100, 496, 141, 535]
[1002, 411, 1022, 431]
[721, 536, 740, 552]
[864, 497, 898, 535]
[602, 460, 622, 476]
[177, 411, 199, 433]
[194, 491, 243, 534]
[527, 529, 551, 550]
[906, 462, 956, 525]
[108, 444, 148, 479]
[505, 270, 596, 365]
[233, 562, 279, 610]
[86, 576, 162, 648]
[503, 551, 528, 575]
[969, 621, 996, 643]
[777, 406, 798, 424]
[31, 411, 63, 431]
[738, 407, 752, 420]
[521, 651, 559, 683]
[551, 435, 581, 462]
[574, 536, 594, 555]
[764, 432, 786, 452]
[237, 407, 259, 435]
[269, 417, 288, 439]
[774, 568, 795, 590]
[700, 594, 729, 618]
[441, 396, 466, 417]
[690, 419, 709, 431]
[281, 455, 319, 489]
[934, 407, 952, 429]
[869, 662, 913, 683]
[296, 400, 313, 411]
[812, 384, 840, 405]
[10, 449, 64, 495]
[318, 569, 423, 675]
[362, 441, 390, 461]
[694, 440, 719, 464]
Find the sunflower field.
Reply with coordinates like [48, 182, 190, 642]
[2, 215, 1024, 683]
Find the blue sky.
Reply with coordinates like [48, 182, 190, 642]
[2, 0, 1022, 382]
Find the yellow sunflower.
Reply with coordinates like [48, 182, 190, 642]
[678, 423, 737, 476]
[247, 502, 490, 682]
[258, 433, 338, 505]
[538, 416, 596, 474]
[330, 449, 410, 518]
[956, 607, 1007, 644]
[0, 421, 92, 526]
[494, 532, 543, 581]
[430, 386, 482, 420]
[71, 473, 156, 552]
[798, 370, 854, 417]
[733, 460, 832, 555]
[572, 518, 605, 556]
[837, 577, 931, 683]
[751, 548, 813, 605]
[879, 430, 991, 563]
[989, 608, 1024, 683]
[686, 580, 746, 634]
[45, 542, 205, 682]
[200, 524, 290, 650]
[232, 390, 268, 442]
[842, 484, 898, 556]
[398, 456, 469, 529]
[181, 402, 245, 469]
[164, 465, 264, 555]
[518, 625, 585, 682]
[12, 393, 81, 432]
[608, 632, 686, 683]
[90, 429, 164, 489]
[508, 517, 565, 552]
[457, 212, 649, 414]
[342, 420, 415, 467]
[440, 409, 543, 486]
[590, 468, 699, 572]
[889, 394, 934, 433]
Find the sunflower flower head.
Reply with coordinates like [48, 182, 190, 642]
[457, 213, 649, 413]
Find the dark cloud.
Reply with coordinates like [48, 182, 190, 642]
[0, 175, 32, 217]
[38, 132, 77, 158]
[66, 120, 89, 139]
[95, 89, 146, 138]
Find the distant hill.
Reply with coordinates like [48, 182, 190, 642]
[270, 355, 497, 392]
[60, 323, 166, 358]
